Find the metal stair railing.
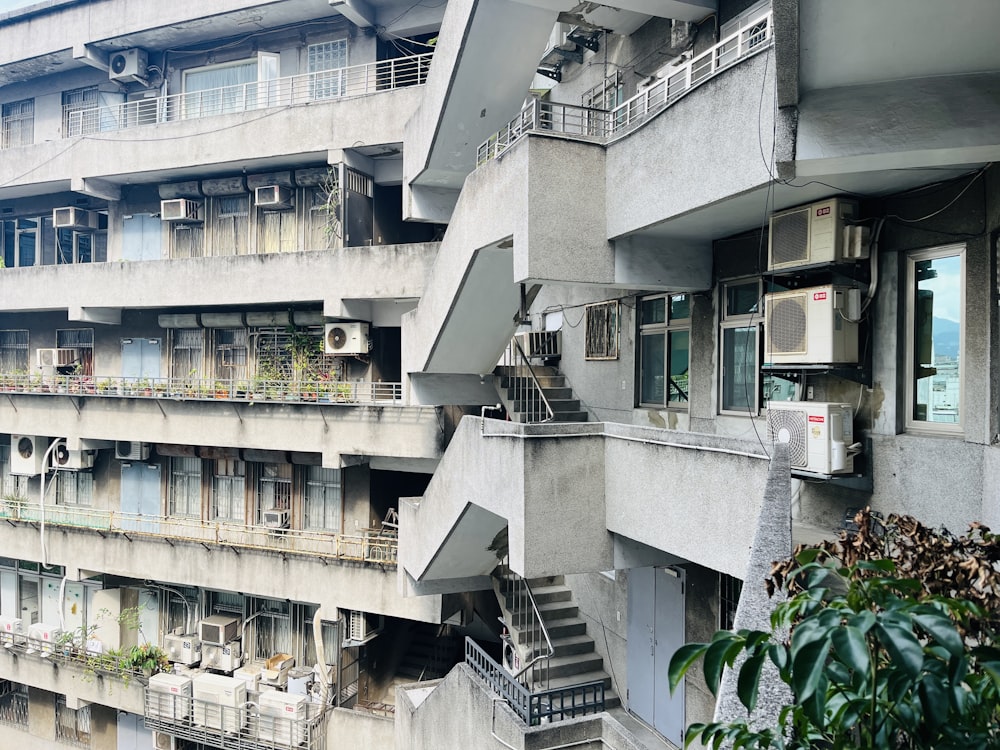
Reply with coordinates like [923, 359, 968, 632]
[499, 336, 554, 423]
[495, 558, 554, 692]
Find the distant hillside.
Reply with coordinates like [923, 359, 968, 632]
[934, 317, 960, 359]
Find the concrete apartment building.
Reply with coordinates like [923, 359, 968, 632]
[0, 0, 997, 748]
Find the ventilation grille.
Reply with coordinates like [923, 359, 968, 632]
[769, 208, 809, 267]
[766, 408, 808, 467]
[766, 293, 808, 355]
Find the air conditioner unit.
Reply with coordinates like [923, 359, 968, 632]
[53, 207, 99, 231]
[108, 48, 148, 83]
[344, 610, 383, 646]
[153, 731, 178, 750]
[52, 444, 95, 471]
[767, 198, 862, 271]
[262, 508, 289, 529]
[191, 673, 247, 733]
[199, 615, 240, 646]
[115, 441, 150, 461]
[764, 285, 859, 366]
[255, 185, 294, 210]
[767, 401, 855, 476]
[258, 691, 309, 746]
[27, 623, 62, 654]
[0, 616, 23, 646]
[162, 633, 202, 666]
[202, 640, 242, 672]
[11, 435, 47, 476]
[148, 672, 193, 721]
[325, 322, 370, 355]
[37, 348, 79, 368]
[160, 199, 203, 223]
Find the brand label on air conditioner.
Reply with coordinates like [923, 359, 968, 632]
[813, 291, 828, 301]
[285, 705, 295, 713]
[169, 687, 179, 694]
[816, 206, 831, 217]
[808, 415, 825, 423]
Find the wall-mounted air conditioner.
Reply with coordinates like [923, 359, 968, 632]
[52, 444, 95, 471]
[11, 435, 47, 476]
[262, 508, 289, 529]
[148, 672, 193, 722]
[202, 640, 242, 672]
[153, 731, 178, 750]
[27, 623, 62, 654]
[0, 616, 23, 645]
[254, 185, 294, 210]
[160, 199, 203, 223]
[163, 633, 202, 665]
[109, 48, 148, 83]
[53, 207, 99, 231]
[764, 285, 859, 366]
[199, 615, 240, 646]
[115, 441, 150, 461]
[325, 322, 370, 355]
[344, 610, 383, 646]
[37, 348, 79, 368]
[192, 673, 247, 733]
[767, 198, 863, 272]
[767, 401, 855, 476]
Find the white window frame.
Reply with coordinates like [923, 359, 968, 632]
[719, 278, 763, 416]
[904, 244, 965, 436]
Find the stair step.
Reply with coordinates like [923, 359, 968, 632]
[515, 617, 585, 643]
[548, 634, 597, 657]
[511, 398, 580, 412]
[541, 653, 605, 678]
[546, 669, 613, 692]
[503, 584, 571, 608]
[498, 375, 567, 389]
[508, 600, 578, 622]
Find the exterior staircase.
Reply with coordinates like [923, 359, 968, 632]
[494, 573, 619, 709]
[495, 365, 589, 422]
[397, 623, 464, 682]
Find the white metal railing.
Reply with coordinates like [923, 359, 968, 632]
[477, 11, 772, 164]
[66, 53, 433, 137]
[497, 337, 554, 424]
[0, 372, 402, 405]
[0, 501, 398, 564]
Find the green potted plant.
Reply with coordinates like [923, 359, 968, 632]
[119, 643, 170, 677]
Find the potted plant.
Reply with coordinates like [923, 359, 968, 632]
[119, 643, 169, 677]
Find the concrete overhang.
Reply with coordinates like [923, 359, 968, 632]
[513, 0, 715, 27]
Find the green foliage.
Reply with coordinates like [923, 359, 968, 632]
[668, 515, 1000, 750]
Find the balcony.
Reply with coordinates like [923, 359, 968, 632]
[66, 54, 433, 137]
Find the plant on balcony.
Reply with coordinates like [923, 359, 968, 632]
[1, 493, 26, 519]
[286, 327, 322, 394]
[119, 643, 170, 677]
[213, 380, 230, 399]
[96, 378, 113, 395]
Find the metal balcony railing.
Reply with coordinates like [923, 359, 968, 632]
[477, 10, 773, 164]
[0, 501, 398, 565]
[0, 690, 28, 728]
[144, 689, 328, 750]
[464, 637, 605, 726]
[66, 53, 433, 137]
[0, 630, 146, 684]
[0, 373, 403, 406]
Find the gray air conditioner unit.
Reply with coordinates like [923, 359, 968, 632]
[11, 435, 47, 476]
[37, 348, 79, 368]
[53, 444, 95, 471]
[325, 322, 370, 355]
[199, 615, 240, 646]
[343, 610, 383, 646]
[53, 207, 99, 231]
[115, 441, 150, 461]
[160, 199, 203, 223]
[255, 185, 294, 210]
[262, 508, 289, 529]
[767, 198, 862, 272]
[109, 48, 148, 83]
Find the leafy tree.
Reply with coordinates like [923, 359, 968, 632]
[668, 511, 1000, 749]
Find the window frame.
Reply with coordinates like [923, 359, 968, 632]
[169, 457, 203, 518]
[1, 98, 34, 149]
[584, 300, 620, 361]
[637, 293, 691, 409]
[719, 278, 764, 416]
[904, 243, 965, 436]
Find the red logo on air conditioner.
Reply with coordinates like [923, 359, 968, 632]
[813, 291, 827, 301]
[816, 206, 831, 216]
[808, 415, 825, 423]
[285, 705, 295, 713]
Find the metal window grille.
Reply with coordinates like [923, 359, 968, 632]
[1, 99, 33, 149]
[0, 445, 28, 499]
[212, 460, 245, 522]
[214, 328, 249, 381]
[61, 87, 98, 136]
[247, 597, 291, 660]
[56, 328, 94, 376]
[55, 696, 91, 747]
[344, 167, 373, 198]
[217, 195, 249, 217]
[0, 682, 28, 727]
[55, 471, 94, 507]
[255, 327, 333, 381]
[171, 329, 204, 379]
[169, 457, 202, 517]
[304, 466, 341, 530]
[719, 573, 743, 630]
[256, 463, 292, 524]
[584, 300, 620, 360]
[0, 329, 29, 372]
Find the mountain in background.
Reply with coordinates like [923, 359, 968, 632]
[934, 317, 960, 359]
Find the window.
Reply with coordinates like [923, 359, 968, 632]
[171, 329, 204, 380]
[309, 40, 348, 99]
[257, 463, 292, 524]
[304, 466, 341, 531]
[182, 60, 257, 118]
[212, 459, 245, 522]
[55, 472, 93, 507]
[0, 330, 28, 373]
[585, 300, 620, 360]
[213, 328, 249, 382]
[169, 457, 202, 517]
[57, 329, 94, 377]
[0, 443, 28, 502]
[55, 695, 91, 747]
[212, 195, 250, 256]
[719, 573, 743, 630]
[1, 99, 33, 149]
[639, 294, 690, 407]
[61, 87, 98, 136]
[720, 279, 762, 414]
[906, 245, 964, 433]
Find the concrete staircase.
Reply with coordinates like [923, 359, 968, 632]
[397, 623, 464, 682]
[495, 366, 589, 422]
[495, 574, 619, 709]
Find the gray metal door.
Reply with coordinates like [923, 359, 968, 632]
[121, 338, 161, 379]
[627, 566, 686, 745]
[121, 214, 162, 261]
[120, 463, 161, 533]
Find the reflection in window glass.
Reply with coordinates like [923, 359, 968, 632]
[910, 250, 962, 426]
[668, 330, 689, 403]
[726, 282, 759, 317]
[638, 294, 689, 408]
[722, 326, 756, 412]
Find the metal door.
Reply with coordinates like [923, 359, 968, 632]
[120, 463, 161, 533]
[121, 337, 161, 379]
[0, 570, 16, 618]
[121, 214, 162, 261]
[40, 577, 61, 625]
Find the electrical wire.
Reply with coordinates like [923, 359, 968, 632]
[886, 164, 991, 223]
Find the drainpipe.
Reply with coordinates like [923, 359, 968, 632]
[312, 608, 331, 710]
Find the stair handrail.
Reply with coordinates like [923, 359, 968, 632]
[511, 578, 554, 686]
[497, 559, 555, 691]
[504, 336, 555, 423]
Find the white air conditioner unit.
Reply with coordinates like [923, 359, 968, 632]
[0, 616, 23, 646]
[258, 691, 309, 746]
[199, 615, 240, 646]
[192, 673, 247, 733]
[109, 48, 148, 83]
[11, 435, 47, 476]
[160, 199, 203, 223]
[764, 285, 859, 366]
[344, 610, 383, 646]
[767, 198, 862, 271]
[37, 348, 79, 368]
[202, 640, 242, 672]
[148, 672, 193, 722]
[53, 207, 99, 231]
[162, 633, 202, 666]
[115, 441, 150, 461]
[262, 508, 289, 529]
[325, 322, 370, 355]
[255, 185, 294, 210]
[767, 401, 855, 476]
[153, 731, 178, 750]
[52, 444, 95, 471]
[27, 623, 62, 654]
